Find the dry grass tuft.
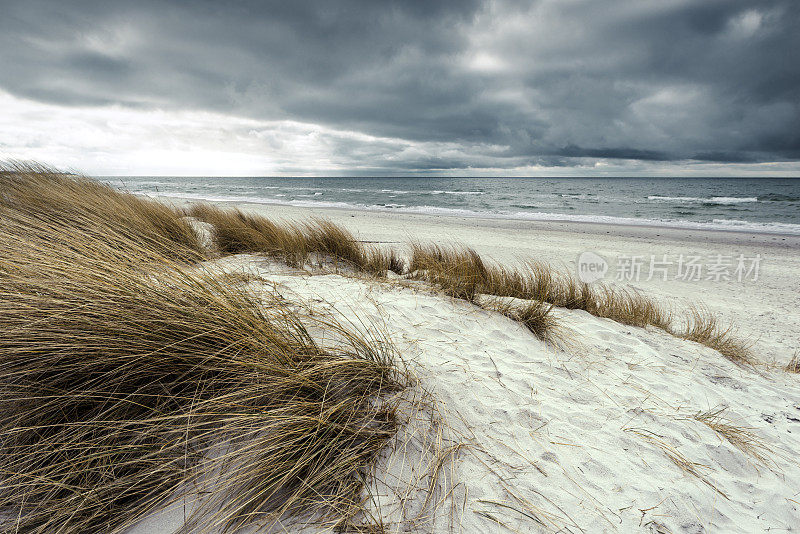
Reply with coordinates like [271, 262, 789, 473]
[673, 307, 754, 366]
[408, 243, 753, 365]
[188, 204, 402, 277]
[785, 352, 799, 373]
[591, 286, 672, 329]
[408, 245, 561, 342]
[186, 203, 309, 266]
[0, 169, 411, 532]
[304, 218, 367, 269]
[364, 246, 406, 277]
[408, 243, 489, 302]
[625, 427, 727, 499]
[0, 161, 202, 260]
[496, 301, 558, 343]
[691, 408, 773, 466]
[512, 301, 558, 342]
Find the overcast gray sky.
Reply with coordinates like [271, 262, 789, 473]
[1, 0, 798, 176]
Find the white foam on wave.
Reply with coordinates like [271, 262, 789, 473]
[647, 195, 758, 204]
[428, 190, 484, 195]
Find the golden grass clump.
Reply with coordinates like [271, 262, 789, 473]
[304, 218, 368, 268]
[408, 244, 560, 341]
[489, 300, 558, 343]
[512, 301, 558, 342]
[408, 243, 673, 339]
[0, 161, 202, 260]
[186, 203, 310, 266]
[0, 191, 408, 532]
[408, 243, 489, 302]
[188, 204, 404, 277]
[364, 246, 407, 277]
[591, 286, 672, 329]
[673, 307, 754, 366]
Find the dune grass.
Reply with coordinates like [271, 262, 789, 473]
[487, 300, 559, 344]
[2, 164, 755, 364]
[787, 352, 800, 373]
[0, 162, 203, 260]
[406, 243, 560, 342]
[186, 203, 310, 266]
[407, 243, 751, 364]
[407, 243, 489, 303]
[407, 244, 672, 328]
[187, 203, 405, 277]
[0, 173, 410, 532]
[673, 307, 754, 366]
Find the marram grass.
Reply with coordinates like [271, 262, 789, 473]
[0, 166, 409, 533]
[0, 161, 203, 260]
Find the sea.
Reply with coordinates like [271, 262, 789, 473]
[108, 176, 800, 235]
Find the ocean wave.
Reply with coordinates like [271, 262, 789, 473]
[760, 193, 800, 202]
[379, 189, 410, 194]
[560, 193, 594, 200]
[428, 190, 484, 195]
[647, 195, 758, 204]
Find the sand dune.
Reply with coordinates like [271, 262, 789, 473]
[129, 250, 800, 533]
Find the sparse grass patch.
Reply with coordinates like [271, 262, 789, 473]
[408, 243, 754, 365]
[408, 244, 561, 342]
[624, 427, 728, 499]
[785, 352, 799, 373]
[489, 300, 558, 343]
[212, 270, 265, 285]
[691, 408, 773, 467]
[673, 307, 754, 366]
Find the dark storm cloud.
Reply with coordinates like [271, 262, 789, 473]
[1, 0, 798, 171]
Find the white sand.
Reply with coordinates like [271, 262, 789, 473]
[129, 200, 800, 533]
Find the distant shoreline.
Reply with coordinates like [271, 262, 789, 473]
[154, 193, 800, 245]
